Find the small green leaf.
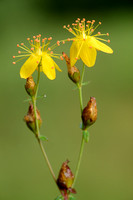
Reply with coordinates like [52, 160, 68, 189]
[83, 130, 89, 143]
[69, 194, 76, 200]
[55, 195, 63, 200]
[82, 81, 91, 86]
[39, 135, 48, 141]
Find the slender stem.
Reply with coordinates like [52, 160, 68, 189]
[31, 65, 58, 189]
[73, 135, 85, 186]
[73, 63, 85, 187]
[37, 137, 57, 183]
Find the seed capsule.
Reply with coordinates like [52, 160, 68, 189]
[82, 97, 97, 128]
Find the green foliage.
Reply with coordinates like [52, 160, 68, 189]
[55, 195, 63, 200]
[39, 135, 48, 141]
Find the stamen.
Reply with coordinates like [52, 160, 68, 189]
[31, 47, 34, 51]
[107, 33, 109, 36]
[17, 44, 19, 47]
[48, 48, 51, 51]
[67, 38, 70, 41]
[62, 41, 65, 44]
[99, 22, 101, 25]
[21, 43, 24, 46]
[48, 37, 52, 41]
[13, 62, 16, 64]
[67, 25, 70, 27]
[108, 39, 110, 43]
[33, 36, 36, 39]
[63, 25, 66, 28]
[27, 38, 30, 41]
[13, 56, 15, 58]
[60, 56, 63, 60]
[69, 28, 72, 32]
[18, 51, 21, 54]
[98, 32, 101, 35]
[50, 51, 53, 54]
[75, 57, 78, 60]
[87, 21, 91, 23]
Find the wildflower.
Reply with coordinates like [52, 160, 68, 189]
[13, 34, 62, 80]
[63, 18, 113, 67]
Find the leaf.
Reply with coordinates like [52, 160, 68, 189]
[81, 81, 91, 86]
[83, 130, 90, 143]
[39, 135, 48, 141]
[55, 195, 63, 200]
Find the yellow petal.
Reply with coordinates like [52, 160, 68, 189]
[53, 60, 62, 72]
[80, 41, 97, 67]
[88, 36, 113, 54]
[20, 54, 41, 79]
[70, 40, 83, 67]
[42, 53, 56, 80]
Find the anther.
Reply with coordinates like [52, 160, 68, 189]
[39, 34, 41, 37]
[91, 29, 94, 32]
[27, 38, 30, 41]
[18, 51, 21, 54]
[21, 43, 24, 45]
[50, 51, 53, 54]
[75, 57, 78, 60]
[57, 41, 60, 45]
[62, 41, 65, 44]
[67, 38, 70, 41]
[63, 25, 66, 28]
[13, 62, 16, 64]
[36, 61, 39, 64]
[77, 18, 80, 21]
[87, 21, 91, 23]
[33, 36, 36, 39]
[69, 28, 72, 32]
[98, 32, 101, 35]
[90, 46, 92, 48]
[92, 20, 95, 23]
[31, 40, 33, 43]
[31, 48, 34, 51]
[86, 25, 88, 27]
[60, 56, 63, 61]
[108, 39, 110, 43]
[51, 66, 54, 69]
[83, 18, 86, 21]
[48, 37, 52, 41]
[17, 44, 19, 47]
[107, 33, 109, 36]
[75, 20, 79, 23]
[67, 24, 70, 27]
[48, 48, 51, 51]
[73, 39, 75, 42]
[72, 23, 75, 26]
[13, 56, 15, 58]
[99, 22, 101, 25]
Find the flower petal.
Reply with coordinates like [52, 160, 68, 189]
[20, 54, 41, 79]
[70, 40, 83, 67]
[53, 60, 62, 72]
[42, 53, 56, 80]
[80, 41, 97, 67]
[88, 36, 113, 54]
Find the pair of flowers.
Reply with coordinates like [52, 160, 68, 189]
[13, 18, 113, 80]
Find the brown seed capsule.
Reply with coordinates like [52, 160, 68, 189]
[24, 103, 42, 134]
[25, 76, 36, 96]
[82, 97, 97, 128]
[62, 52, 80, 84]
[57, 160, 76, 200]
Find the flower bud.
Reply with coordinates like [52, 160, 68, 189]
[25, 76, 36, 96]
[24, 103, 42, 134]
[57, 160, 76, 199]
[62, 52, 80, 84]
[82, 97, 97, 128]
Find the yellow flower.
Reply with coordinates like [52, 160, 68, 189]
[63, 18, 113, 67]
[13, 34, 63, 80]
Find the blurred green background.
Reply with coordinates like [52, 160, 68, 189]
[0, 0, 133, 199]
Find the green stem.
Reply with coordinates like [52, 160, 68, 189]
[73, 63, 85, 187]
[31, 65, 58, 188]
